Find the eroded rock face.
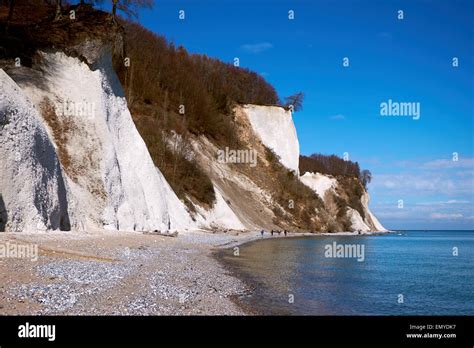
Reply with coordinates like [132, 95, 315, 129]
[1, 45, 386, 233]
[360, 191, 387, 232]
[242, 104, 300, 174]
[298, 171, 387, 232]
[190, 105, 386, 232]
[0, 70, 70, 231]
[239, 104, 386, 232]
[2, 50, 194, 232]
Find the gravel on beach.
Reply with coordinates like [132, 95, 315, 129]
[0, 229, 260, 315]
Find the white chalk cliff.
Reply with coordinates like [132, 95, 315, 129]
[1, 50, 193, 232]
[299, 172, 387, 232]
[0, 70, 70, 232]
[241, 106, 386, 232]
[243, 104, 300, 174]
[0, 48, 386, 233]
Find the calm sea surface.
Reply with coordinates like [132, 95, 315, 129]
[218, 231, 474, 315]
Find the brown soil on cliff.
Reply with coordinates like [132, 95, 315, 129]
[0, 3, 118, 67]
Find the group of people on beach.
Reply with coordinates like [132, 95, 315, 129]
[260, 229, 288, 237]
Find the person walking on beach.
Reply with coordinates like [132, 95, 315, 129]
[271, 230, 274, 236]
[261, 230, 264, 237]
[284, 230, 287, 236]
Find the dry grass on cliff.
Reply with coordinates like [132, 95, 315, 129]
[227, 107, 326, 231]
[40, 97, 106, 201]
[130, 103, 216, 211]
[40, 97, 74, 178]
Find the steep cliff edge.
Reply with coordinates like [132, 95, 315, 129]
[0, 50, 386, 232]
[300, 172, 387, 232]
[1, 49, 194, 232]
[0, 69, 70, 231]
[187, 104, 386, 232]
[243, 104, 300, 174]
[0, 6, 386, 233]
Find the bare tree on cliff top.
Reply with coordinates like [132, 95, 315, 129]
[54, 0, 62, 20]
[111, 0, 153, 21]
[285, 92, 305, 112]
[360, 169, 372, 189]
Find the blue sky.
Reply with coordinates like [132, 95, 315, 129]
[97, 0, 474, 230]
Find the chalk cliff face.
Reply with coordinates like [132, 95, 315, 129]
[0, 70, 70, 232]
[188, 104, 387, 232]
[300, 172, 387, 232]
[237, 106, 386, 232]
[1, 50, 193, 232]
[0, 46, 386, 233]
[243, 104, 300, 174]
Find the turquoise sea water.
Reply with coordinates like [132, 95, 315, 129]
[219, 231, 474, 315]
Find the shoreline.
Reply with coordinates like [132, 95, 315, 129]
[211, 229, 393, 315]
[211, 228, 393, 251]
[0, 228, 391, 315]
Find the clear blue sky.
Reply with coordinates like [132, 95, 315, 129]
[97, 0, 474, 230]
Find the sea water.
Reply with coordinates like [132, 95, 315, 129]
[219, 231, 474, 315]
